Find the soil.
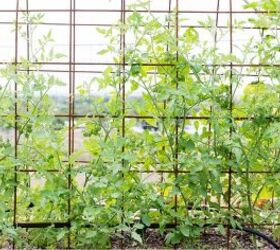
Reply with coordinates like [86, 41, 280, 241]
[111, 229, 280, 249]
[2, 228, 279, 249]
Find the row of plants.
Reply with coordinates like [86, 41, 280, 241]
[0, 0, 279, 248]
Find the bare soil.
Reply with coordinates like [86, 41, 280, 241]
[111, 229, 279, 249]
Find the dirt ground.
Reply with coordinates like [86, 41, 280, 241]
[111, 229, 279, 249]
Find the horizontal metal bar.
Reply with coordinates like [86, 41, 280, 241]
[57, 114, 212, 119]
[0, 9, 277, 14]
[0, 61, 278, 67]
[16, 222, 70, 228]
[2, 113, 279, 122]
[0, 113, 278, 121]
[147, 222, 280, 228]
[17, 167, 280, 175]
[18, 169, 59, 173]
[130, 170, 280, 174]
[14, 221, 280, 229]
[56, 114, 280, 121]
[12, 68, 271, 77]
[0, 22, 277, 31]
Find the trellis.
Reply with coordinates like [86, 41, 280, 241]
[0, 0, 279, 248]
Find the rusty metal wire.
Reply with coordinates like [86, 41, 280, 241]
[4, 0, 279, 249]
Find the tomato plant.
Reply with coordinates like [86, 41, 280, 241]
[0, 0, 279, 248]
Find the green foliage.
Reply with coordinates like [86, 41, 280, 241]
[0, 0, 279, 248]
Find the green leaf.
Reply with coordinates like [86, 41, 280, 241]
[5, 228, 17, 236]
[98, 49, 109, 55]
[128, 11, 142, 26]
[131, 231, 143, 245]
[142, 213, 151, 226]
[217, 224, 226, 235]
[180, 225, 190, 237]
[165, 232, 182, 245]
[185, 139, 195, 150]
[86, 231, 97, 239]
[243, 2, 259, 9]
[130, 64, 141, 76]
[131, 79, 139, 91]
[47, 30, 52, 40]
[55, 53, 66, 59]
[96, 27, 106, 34]
[184, 27, 199, 44]
[180, 137, 196, 151]
[57, 230, 66, 241]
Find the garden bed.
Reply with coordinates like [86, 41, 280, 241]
[111, 229, 279, 249]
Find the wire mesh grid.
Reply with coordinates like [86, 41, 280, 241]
[0, 0, 279, 248]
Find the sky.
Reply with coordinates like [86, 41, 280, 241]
[0, 0, 268, 101]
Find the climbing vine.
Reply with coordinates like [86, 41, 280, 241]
[0, 0, 279, 248]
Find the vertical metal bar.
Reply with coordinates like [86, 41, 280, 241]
[26, 0, 30, 113]
[174, 0, 179, 218]
[205, 0, 220, 232]
[13, 1, 20, 248]
[25, 0, 31, 236]
[70, 4, 76, 245]
[214, 0, 221, 43]
[227, 0, 233, 248]
[68, 0, 73, 173]
[68, 0, 73, 247]
[120, 0, 123, 187]
[120, 0, 126, 248]
[72, 0, 76, 156]
[121, 1, 126, 141]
